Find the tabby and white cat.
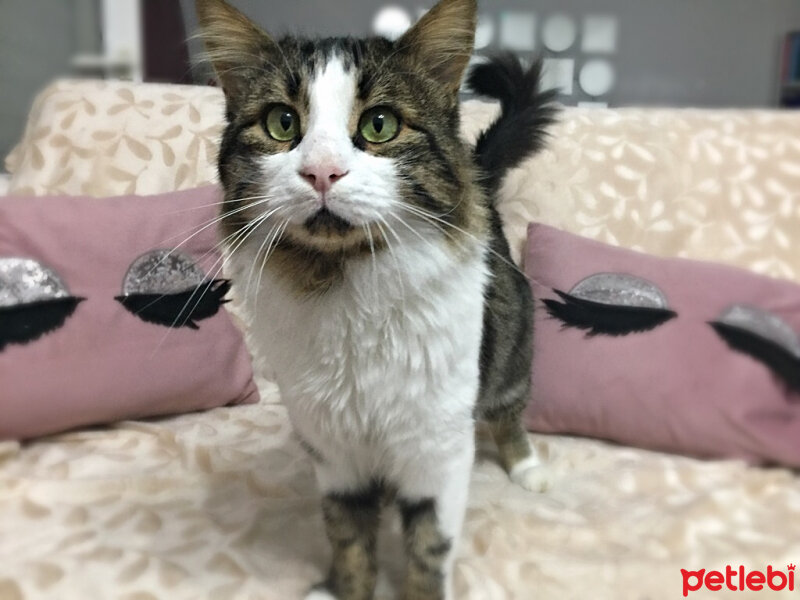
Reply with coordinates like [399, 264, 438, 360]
[196, 0, 557, 598]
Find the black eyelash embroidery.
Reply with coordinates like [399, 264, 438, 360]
[710, 305, 800, 394]
[543, 290, 678, 337]
[0, 258, 84, 352]
[0, 297, 85, 352]
[116, 279, 231, 330]
[711, 322, 800, 393]
[115, 249, 231, 330]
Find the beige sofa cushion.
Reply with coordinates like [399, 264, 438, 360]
[5, 79, 224, 197]
[461, 101, 800, 282]
[6, 80, 800, 283]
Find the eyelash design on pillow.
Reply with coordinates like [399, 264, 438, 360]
[0, 258, 85, 351]
[710, 305, 800, 393]
[115, 250, 231, 330]
[543, 273, 677, 337]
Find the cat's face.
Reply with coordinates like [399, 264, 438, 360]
[197, 0, 483, 259]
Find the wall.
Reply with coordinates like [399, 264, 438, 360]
[0, 0, 100, 161]
[3, 1, 798, 162]
[181, 0, 800, 109]
[604, 0, 799, 108]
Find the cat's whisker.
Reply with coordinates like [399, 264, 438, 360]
[119, 219, 255, 323]
[239, 206, 288, 287]
[394, 204, 469, 253]
[160, 191, 275, 221]
[125, 225, 247, 318]
[388, 212, 446, 257]
[152, 193, 274, 261]
[373, 216, 407, 307]
[244, 210, 288, 305]
[244, 222, 280, 304]
[398, 204, 529, 280]
[253, 219, 290, 308]
[139, 193, 283, 286]
[148, 211, 271, 358]
[160, 192, 275, 214]
[206, 208, 275, 291]
[191, 223, 252, 271]
[362, 223, 379, 292]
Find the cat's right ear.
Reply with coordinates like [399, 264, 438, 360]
[195, 0, 275, 105]
[397, 0, 477, 95]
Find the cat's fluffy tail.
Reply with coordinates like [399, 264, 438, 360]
[467, 53, 559, 196]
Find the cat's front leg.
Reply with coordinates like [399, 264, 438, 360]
[395, 432, 474, 600]
[307, 464, 383, 600]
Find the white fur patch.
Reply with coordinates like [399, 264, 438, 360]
[251, 56, 400, 231]
[302, 57, 355, 171]
[510, 454, 552, 493]
[242, 224, 487, 479]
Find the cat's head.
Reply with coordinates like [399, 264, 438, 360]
[196, 0, 484, 259]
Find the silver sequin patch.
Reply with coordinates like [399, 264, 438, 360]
[569, 273, 669, 309]
[121, 250, 207, 296]
[717, 305, 800, 359]
[0, 258, 71, 308]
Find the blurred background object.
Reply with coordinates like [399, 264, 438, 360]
[71, 0, 143, 81]
[780, 31, 800, 107]
[3, 0, 800, 160]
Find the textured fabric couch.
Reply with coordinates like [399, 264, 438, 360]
[1, 80, 799, 600]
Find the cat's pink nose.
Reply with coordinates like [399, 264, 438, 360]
[300, 164, 348, 193]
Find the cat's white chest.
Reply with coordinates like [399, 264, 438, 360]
[235, 237, 488, 467]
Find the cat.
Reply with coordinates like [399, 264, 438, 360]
[195, 0, 558, 598]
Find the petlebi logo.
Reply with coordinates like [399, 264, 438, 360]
[681, 564, 796, 596]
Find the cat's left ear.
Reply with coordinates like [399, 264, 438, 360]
[397, 0, 477, 94]
[195, 0, 276, 105]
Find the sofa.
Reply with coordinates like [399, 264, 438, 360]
[1, 79, 799, 600]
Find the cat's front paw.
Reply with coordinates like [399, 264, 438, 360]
[509, 456, 553, 492]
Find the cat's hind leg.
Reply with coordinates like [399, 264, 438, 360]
[482, 378, 558, 493]
[485, 403, 551, 492]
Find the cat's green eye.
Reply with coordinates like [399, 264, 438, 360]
[264, 105, 300, 142]
[359, 107, 400, 144]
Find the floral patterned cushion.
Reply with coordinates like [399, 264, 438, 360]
[5, 79, 223, 197]
[462, 102, 800, 282]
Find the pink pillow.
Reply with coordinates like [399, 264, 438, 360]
[524, 223, 800, 466]
[0, 186, 259, 440]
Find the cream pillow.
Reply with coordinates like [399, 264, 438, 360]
[460, 101, 800, 282]
[5, 79, 224, 197]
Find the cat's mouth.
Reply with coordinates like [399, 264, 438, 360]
[283, 208, 380, 255]
[304, 207, 354, 236]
